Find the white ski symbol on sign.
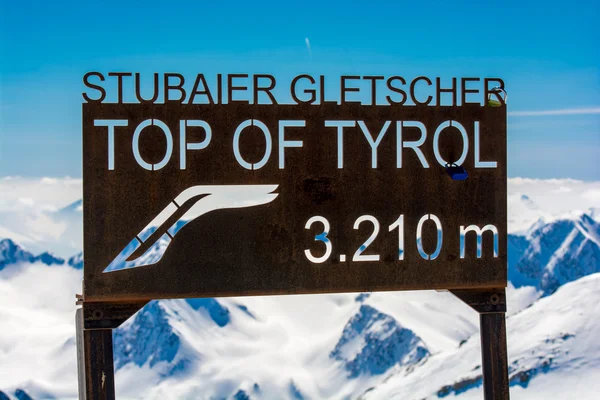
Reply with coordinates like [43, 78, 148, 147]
[103, 185, 279, 272]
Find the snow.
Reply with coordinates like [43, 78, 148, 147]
[329, 304, 429, 378]
[0, 176, 598, 399]
[364, 274, 600, 399]
[2, 262, 598, 399]
[0, 178, 82, 258]
[0, 263, 81, 400]
[513, 214, 600, 294]
[507, 179, 600, 233]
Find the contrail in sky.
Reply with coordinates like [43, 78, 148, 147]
[508, 107, 600, 117]
[305, 38, 312, 59]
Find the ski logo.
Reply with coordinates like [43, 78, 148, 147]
[103, 185, 279, 272]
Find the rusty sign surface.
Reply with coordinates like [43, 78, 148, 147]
[83, 102, 506, 302]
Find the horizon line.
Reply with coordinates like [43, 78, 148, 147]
[509, 107, 600, 117]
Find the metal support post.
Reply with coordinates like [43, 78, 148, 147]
[452, 288, 510, 400]
[83, 329, 115, 400]
[480, 312, 510, 399]
[76, 299, 148, 400]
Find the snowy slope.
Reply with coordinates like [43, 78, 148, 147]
[0, 177, 599, 399]
[510, 213, 600, 294]
[0, 260, 594, 400]
[0, 263, 82, 400]
[365, 273, 600, 400]
[106, 283, 545, 399]
[109, 291, 473, 399]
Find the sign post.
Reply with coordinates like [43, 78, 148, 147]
[78, 73, 508, 399]
[452, 289, 509, 399]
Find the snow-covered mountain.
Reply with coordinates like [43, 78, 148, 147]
[510, 213, 600, 294]
[365, 273, 600, 400]
[0, 177, 599, 399]
[330, 304, 429, 378]
[0, 201, 82, 259]
[0, 177, 82, 258]
[0, 238, 82, 271]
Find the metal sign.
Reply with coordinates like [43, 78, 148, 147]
[83, 89, 506, 302]
[79, 74, 509, 400]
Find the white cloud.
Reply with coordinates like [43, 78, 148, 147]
[553, 186, 573, 193]
[0, 177, 82, 256]
[507, 178, 600, 232]
[0, 263, 82, 398]
[583, 189, 600, 202]
[305, 37, 312, 59]
[0, 177, 81, 212]
[509, 107, 600, 117]
[41, 177, 58, 184]
[18, 197, 35, 206]
[508, 177, 584, 185]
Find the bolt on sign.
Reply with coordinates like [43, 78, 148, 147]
[82, 73, 507, 302]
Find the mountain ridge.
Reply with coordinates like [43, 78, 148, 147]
[0, 238, 82, 271]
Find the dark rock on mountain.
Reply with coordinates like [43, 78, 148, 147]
[113, 301, 180, 370]
[186, 298, 230, 327]
[331, 305, 429, 378]
[289, 381, 305, 400]
[32, 251, 65, 266]
[512, 214, 600, 294]
[232, 389, 251, 400]
[14, 389, 34, 400]
[68, 252, 83, 269]
[437, 375, 482, 398]
[0, 238, 66, 270]
[0, 238, 35, 270]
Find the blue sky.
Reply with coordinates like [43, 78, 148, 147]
[1, 0, 598, 180]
